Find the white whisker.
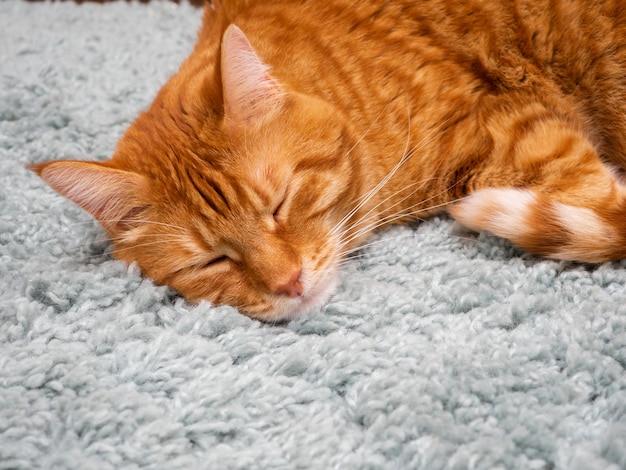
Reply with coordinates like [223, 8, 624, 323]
[343, 174, 446, 241]
[344, 100, 392, 159]
[330, 111, 413, 238]
[98, 238, 194, 257]
[109, 219, 191, 232]
[337, 183, 465, 252]
[331, 108, 457, 256]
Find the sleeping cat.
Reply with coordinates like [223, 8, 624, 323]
[32, 0, 626, 321]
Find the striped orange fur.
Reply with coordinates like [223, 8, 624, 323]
[32, 0, 626, 320]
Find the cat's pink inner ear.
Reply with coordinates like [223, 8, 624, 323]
[31, 161, 148, 233]
[221, 24, 284, 128]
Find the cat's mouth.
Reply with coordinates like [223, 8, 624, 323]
[299, 273, 337, 311]
[263, 264, 338, 322]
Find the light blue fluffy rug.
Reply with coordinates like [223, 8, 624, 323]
[1, 2, 626, 468]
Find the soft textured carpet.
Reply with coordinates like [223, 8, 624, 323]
[1, 2, 626, 468]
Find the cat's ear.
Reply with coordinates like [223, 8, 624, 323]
[29, 160, 149, 234]
[221, 24, 284, 129]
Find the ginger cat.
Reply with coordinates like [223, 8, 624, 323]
[32, 0, 626, 321]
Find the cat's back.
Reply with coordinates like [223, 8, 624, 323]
[216, 0, 625, 78]
[210, 0, 625, 106]
[209, 0, 626, 163]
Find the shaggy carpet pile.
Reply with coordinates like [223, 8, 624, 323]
[1, 1, 625, 468]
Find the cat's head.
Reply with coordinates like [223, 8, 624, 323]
[31, 25, 366, 321]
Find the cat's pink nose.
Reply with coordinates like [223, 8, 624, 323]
[273, 269, 303, 298]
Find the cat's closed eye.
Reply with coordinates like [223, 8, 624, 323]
[202, 255, 229, 268]
[272, 196, 287, 221]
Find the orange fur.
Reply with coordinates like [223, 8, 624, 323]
[31, 0, 626, 320]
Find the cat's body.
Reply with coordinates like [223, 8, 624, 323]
[32, 0, 626, 320]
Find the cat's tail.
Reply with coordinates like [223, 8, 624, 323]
[449, 186, 626, 263]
